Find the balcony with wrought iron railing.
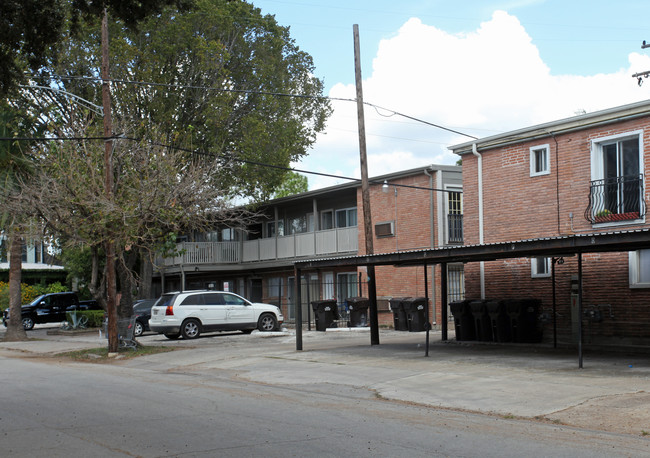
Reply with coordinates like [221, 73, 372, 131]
[585, 174, 646, 224]
[159, 226, 359, 268]
[447, 213, 463, 244]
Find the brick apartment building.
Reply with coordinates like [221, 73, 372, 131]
[450, 99, 650, 348]
[152, 164, 462, 327]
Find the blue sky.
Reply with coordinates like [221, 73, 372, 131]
[252, 0, 650, 189]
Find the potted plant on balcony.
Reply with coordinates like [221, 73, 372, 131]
[594, 209, 640, 223]
[594, 209, 612, 223]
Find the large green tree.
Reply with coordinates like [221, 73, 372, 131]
[1, 0, 191, 95]
[8, 0, 330, 337]
[54, 0, 329, 200]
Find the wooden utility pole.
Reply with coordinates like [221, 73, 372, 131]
[101, 9, 118, 354]
[353, 24, 379, 345]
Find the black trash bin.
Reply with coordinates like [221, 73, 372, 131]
[390, 297, 410, 331]
[347, 297, 370, 327]
[518, 298, 543, 343]
[404, 297, 428, 332]
[505, 298, 542, 343]
[486, 300, 511, 342]
[311, 299, 339, 331]
[469, 300, 493, 341]
[449, 300, 476, 341]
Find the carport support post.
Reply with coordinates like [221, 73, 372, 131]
[424, 262, 430, 357]
[441, 262, 448, 341]
[295, 266, 303, 351]
[578, 253, 583, 369]
[368, 265, 380, 345]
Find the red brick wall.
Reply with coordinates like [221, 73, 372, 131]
[461, 116, 650, 346]
[355, 172, 444, 326]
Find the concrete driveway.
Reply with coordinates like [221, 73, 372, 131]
[2, 324, 650, 436]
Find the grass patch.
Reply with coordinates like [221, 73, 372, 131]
[59, 345, 175, 362]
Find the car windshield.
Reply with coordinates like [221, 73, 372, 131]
[28, 295, 46, 306]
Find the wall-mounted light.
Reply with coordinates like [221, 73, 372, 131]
[382, 180, 389, 193]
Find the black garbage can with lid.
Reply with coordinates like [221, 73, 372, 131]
[469, 300, 493, 341]
[404, 297, 428, 332]
[449, 300, 476, 341]
[505, 298, 542, 343]
[486, 300, 511, 342]
[311, 299, 339, 331]
[347, 297, 370, 327]
[390, 297, 410, 331]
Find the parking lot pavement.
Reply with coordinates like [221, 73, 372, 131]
[3, 325, 650, 435]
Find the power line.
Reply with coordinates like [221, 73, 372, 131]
[48, 74, 478, 139]
[0, 134, 458, 193]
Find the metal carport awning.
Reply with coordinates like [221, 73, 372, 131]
[293, 229, 650, 368]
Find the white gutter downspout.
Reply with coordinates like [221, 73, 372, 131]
[472, 143, 486, 299]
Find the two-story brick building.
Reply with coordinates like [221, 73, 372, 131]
[450, 99, 650, 348]
[153, 164, 462, 326]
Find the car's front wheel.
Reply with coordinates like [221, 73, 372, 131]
[181, 319, 201, 339]
[134, 320, 144, 337]
[22, 316, 35, 331]
[257, 314, 277, 332]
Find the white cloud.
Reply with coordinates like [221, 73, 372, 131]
[300, 10, 650, 190]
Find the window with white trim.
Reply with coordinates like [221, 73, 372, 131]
[531, 257, 551, 278]
[629, 250, 650, 287]
[530, 144, 550, 176]
[589, 131, 644, 223]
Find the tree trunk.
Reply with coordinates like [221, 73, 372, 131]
[4, 235, 27, 341]
[88, 245, 106, 310]
[117, 249, 137, 319]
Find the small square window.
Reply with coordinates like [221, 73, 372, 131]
[530, 144, 550, 176]
[531, 257, 551, 278]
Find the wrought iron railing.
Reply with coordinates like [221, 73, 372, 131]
[447, 214, 463, 244]
[585, 174, 645, 224]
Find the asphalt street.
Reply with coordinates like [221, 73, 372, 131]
[1, 325, 650, 456]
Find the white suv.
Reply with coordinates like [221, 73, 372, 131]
[148, 291, 284, 339]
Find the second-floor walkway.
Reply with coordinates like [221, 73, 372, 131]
[160, 227, 359, 267]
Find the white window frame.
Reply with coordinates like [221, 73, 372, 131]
[530, 144, 550, 177]
[629, 250, 650, 288]
[531, 257, 551, 278]
[590, 130, 643, 181]
[590, 130, 644, 225]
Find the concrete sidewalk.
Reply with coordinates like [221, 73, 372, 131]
[2, 325, 650, 436]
